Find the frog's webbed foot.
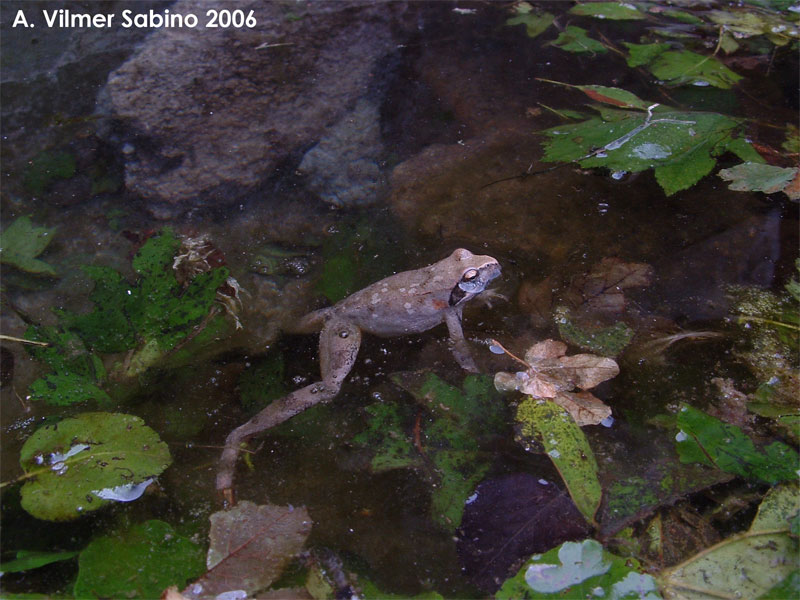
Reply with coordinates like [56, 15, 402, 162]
[216, 318, 361, 502]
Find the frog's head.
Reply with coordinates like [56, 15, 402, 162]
[447, 248, 501, 306]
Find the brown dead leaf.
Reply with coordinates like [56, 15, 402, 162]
[494, 339, 618, 426]
[183, 501, 312, 599]
[552, 391, 612, 426]
[564, 257, 654, 314]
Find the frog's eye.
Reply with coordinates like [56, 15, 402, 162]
[463, 269, 479, 281]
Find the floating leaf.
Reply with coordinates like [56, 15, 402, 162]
[19, 412, 172, 520]
[74, 520, 204, 599]
[675, 404, 799, 484]
[659, 482, 799, 599]
[539, 80, 651, 110]
[457, 473, 591, 592]
[515, 398, 602, 523]
[570, 2, 645, 20]
[0, 216, 58, 276]
[562, 257, 654, 314]
[540, 103, 760, 195]
[494, 338, 618, 426]
[0, 550, 78, 574]
[708, 8, 798, 46]
[183, 501, 312, 598]
[719, 162, 799, 199]
[648, 50, 743, 89]
[550, 26, 607, 54]
[497, 539, 659, 599]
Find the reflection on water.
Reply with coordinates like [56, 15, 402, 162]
[0, 1, 797, 597]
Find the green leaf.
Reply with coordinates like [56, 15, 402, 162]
[353, 402, 420, 471]
[0, 216, 58, 276]
[623, 42, 670, 68]
[19, 413, 172, 520]
[569, 2, 645, 20]
[540, 106, 753, 195]
[648, 50, 743, 89]
[74, 520, 204, 599]
[550, 26, 607, 54]
[0, 550, 78, 574]
[506, 12, 555, 39]
[497, 539, 660, 599]
[654, 140, 717, 195]
[718, 162, 798, 196]
[515, 398, 602, 524]
[659, 482, 799, 599]
[58, 266, 137, 353]
[28, 372, 111, 406]
[386, 372, 508, 529]
[675, 404, 799, 484]
[23, 150, 76, 195]
[556, 314, 634, 356]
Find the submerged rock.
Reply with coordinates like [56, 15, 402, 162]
[103, 0, 411, 208]
[298, 99, 386, 207]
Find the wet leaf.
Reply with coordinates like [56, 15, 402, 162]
[0, 550, 78, 574]
[515, 398, 602, 523]
[352, 401, 420, 471]
[556, 313, 634, 356]
[506, 10, 555, 39]
[19, 412, 172, 521]
[457, 474, 591, 592]
[563, 257, 654, 314]
[0, 216, 58, 276]
[719, 162, 799, 199]
[550, 26, 607, 54]
[708, 8, 798, 46]
[495, 339, 619, 426]
[675, 404, 799, 484]
[649, 50, 743, 89]
[659, 482, 799, 599]
[74, 520, 204, 599]
[540, 103, 759, 195]
[623, 42, 670, 68]
[23, 150, 76, 195]
[497, 539, 659, 599]
[28, 372, 111, 406]
[570, 2, 645, 20]
[184, 501, 312, 598]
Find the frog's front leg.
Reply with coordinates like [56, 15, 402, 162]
[444, 309, 478, 373]
[216, 317, 361, 504]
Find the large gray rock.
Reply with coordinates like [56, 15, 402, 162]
[104, 0, 410, 207]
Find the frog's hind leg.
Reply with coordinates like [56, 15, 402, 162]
[216, 317, 361, 504]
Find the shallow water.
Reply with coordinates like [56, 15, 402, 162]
[1, 1, 798, 597]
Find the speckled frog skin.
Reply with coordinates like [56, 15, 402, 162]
[217, 248, 501, 501]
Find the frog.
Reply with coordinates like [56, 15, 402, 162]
[216, 248, 501, 503]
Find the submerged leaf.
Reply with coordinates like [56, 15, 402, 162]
[569, 2, 645, 20]
[648, 50, 743, 89]
[19, 413, 172, 520]
[184, 501, 312, 598]
[550, 26, 607, 54]
[0, 216, 58, 276]
[74, 520, 204, 599]
[515, 398, 602, 523]
[0, 550, 78, 574]
[506, 11, 555, 38]
[675, 404, 799, 484]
